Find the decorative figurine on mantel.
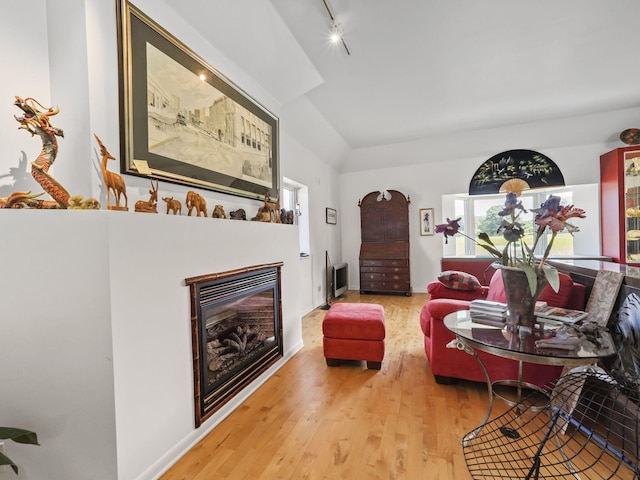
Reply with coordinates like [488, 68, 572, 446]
[280, 209, 294, 224]
[134, 179, 158, 213]
[185, 190, 207, 217]
[267, 189, 281, 223]
[212, 205, 226, 218]
[162, 196, 182, 215]
[251, 190, 281, 222]
[1, 96, 70, 208]
[229, 208, 246, 220]
[251, 204, 272, 222]
[95, 134, 128, 211]
[68, 195, 100, 210]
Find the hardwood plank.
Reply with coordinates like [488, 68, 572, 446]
[161, 291, 505, 479]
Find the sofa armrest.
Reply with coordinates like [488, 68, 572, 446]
[427, 281, 489, 301]
[420, 298, 472, 337]
[427, 298, 472, 321]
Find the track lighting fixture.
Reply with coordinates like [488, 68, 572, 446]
[322, 0, 351, 55]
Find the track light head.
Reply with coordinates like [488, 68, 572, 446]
[330, 23, 343, 44]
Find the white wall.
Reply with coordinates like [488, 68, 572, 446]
[0, 212, 118, 480]
[0, 211, 302, 480]
[107, 213, 302, 480]
[280, 130, 343, 310]
[340, 143, 608, 293]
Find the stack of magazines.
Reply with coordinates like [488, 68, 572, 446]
[469, 300, 507, 320]
[534, 305, 590, 324]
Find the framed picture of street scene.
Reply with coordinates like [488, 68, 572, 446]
[116, 1, 280, 201]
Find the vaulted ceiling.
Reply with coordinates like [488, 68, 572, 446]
[171, 0, 640, 171]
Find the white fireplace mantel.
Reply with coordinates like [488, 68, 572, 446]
[0, 210, 303, 480]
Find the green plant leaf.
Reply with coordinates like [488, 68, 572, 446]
[0, 449, 19, 474]
[0, 427, 39, 475]
[520, 263, 539, 296]
[0, 427, 39, 445]
[501, 244, 509, 266]
[541, 265, 560, 292]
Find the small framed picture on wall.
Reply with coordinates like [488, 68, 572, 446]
[326, 208, 337, 225]
[420, 208, 434, 236]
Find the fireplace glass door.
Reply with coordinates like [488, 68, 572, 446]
[187, 263, 283, 426]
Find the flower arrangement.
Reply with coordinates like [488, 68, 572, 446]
[435, 192, 586, 296]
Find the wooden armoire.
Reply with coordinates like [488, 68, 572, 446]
[358, 190, 411, 295]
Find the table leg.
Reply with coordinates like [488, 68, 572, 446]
[446, 338, 493, 444]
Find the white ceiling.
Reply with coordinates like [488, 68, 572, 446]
[170, 0, 640, 170]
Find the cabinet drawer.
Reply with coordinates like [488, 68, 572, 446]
[360, 259, 384, 267]
[360, 266, 382, 273]
[381, 266, 407, 274]
[360, 271, 409, 282]
[361, 272, 385, 282]
[385, 272, 408, 281]
[382, 259, 408, 268]
[360, 281, 385, 291]
[360, 266, 409, 273]
[360, 280, 410, 292]
[384, 281, 410, 291]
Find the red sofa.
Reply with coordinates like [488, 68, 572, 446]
[419, 271, 587, 385]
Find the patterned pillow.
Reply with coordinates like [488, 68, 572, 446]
[438, 270, 482, 291]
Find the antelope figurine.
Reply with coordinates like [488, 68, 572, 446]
[95, 134, 128, 210]
[135, 180, 158, 213]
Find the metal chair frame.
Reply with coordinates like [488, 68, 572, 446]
[463, 369, 640, 479]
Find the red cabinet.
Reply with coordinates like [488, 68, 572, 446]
[358, 190, 411, 295]
[600, 147, 640, 264]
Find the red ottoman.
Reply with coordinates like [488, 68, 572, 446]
[322, 303, 386, 370]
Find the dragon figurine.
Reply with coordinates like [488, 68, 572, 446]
[3, 97, 71, 208]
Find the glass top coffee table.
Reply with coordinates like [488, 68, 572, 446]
[444, 310, 618, 442]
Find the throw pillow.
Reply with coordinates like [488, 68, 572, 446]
[438, 270, 482, 291]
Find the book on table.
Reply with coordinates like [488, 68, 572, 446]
[470, 312, 506, 327]
[469, 300, 507, 316]
[534, 305, 589, 324]
[469, 300, 547, 314]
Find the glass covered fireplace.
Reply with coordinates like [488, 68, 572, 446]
[186, 263, 283, 427]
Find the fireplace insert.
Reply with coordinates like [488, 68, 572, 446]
[186, 263, 283, 427]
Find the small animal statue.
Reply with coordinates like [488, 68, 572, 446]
[68, 195, 101, 210]
[185, 190, 207, 217]
[211, 204, 226, 219]
[134, 180, 158, 213]
[229, 208, 246, 220]
[95, 134, 128, 210]
[262, 189, 281, 223]
[251, 205, 273, 222]
[0, 191, 48, 209]
[280, 208, 294, 224]
[162, 196, 182, 215]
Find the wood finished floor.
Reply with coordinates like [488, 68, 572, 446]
[161, 291, 506, 479]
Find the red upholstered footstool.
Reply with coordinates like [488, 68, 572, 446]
[322, 303, 386, 370]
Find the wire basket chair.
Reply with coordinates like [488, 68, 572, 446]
[463, 368, 640, 479]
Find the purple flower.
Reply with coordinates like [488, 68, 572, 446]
[531, 195, 561, 220]
[435, 217, 461, 244]
[498, 219, 525, 242]
[498, 192, 526, 217]
[534, 195, 586, 233]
